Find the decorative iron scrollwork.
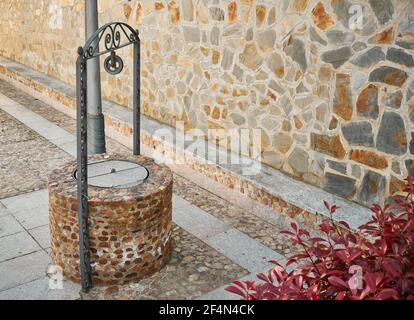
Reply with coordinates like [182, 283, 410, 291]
[83, 22, 139, 60]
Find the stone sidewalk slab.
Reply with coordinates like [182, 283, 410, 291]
[0, 277, 80, 300]
[0, 202, 9, 217]
[12, 205, 49, 230]
[0, 231, 41, 262]
[173, 195, 232, 240]
[0, 214, 24, 238]
[2, 190, 49, 229]
[1, 189, 48, 213]
[28, 225, 51, 249]
[0, 250, 50, 291]
[205, 229, 284, 274]
[58, 141, 77, 157]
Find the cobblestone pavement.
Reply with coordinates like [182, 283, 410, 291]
[0, 80, 75, 135]
[0, 80, 295, 300]
[83, 225, 248, 300]
[0, 108, 72, 199]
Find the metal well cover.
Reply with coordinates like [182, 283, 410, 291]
[75, 160, 149, 188]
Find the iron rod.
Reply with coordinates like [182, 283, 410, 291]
[76, 50, 92, 293]
[133, 33, 141, 155]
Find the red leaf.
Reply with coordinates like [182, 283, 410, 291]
[376, 289, 399, 300]
[286, 259, 297, 267]
[335, 250, 350, 263]
[328, 276, 349, 289]
[346, 233, 358, 244]
[349, 251, 362, 263]
[331, 205, 339, 214]
[320, 222, 332, 234]
[364, 273, 383, 292]
[382, 259, 402, 278]
[364, 274, 376, 291]
[256, 273, 268, 283]
[338, 221, 350, 229]
[244, 280, 256, 290]
[225, 285, 246, 297]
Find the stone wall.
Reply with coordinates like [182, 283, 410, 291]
[1, 0, 414, 207]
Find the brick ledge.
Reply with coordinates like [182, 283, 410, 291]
[0, 56, 372, 231]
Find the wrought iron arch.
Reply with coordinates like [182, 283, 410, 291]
[82, 22, 139, 59]
[75, 22, 141, 292]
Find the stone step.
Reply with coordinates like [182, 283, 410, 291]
[0, 57, 372, 232]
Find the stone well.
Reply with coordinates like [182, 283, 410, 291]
[48, 154, 173, 286]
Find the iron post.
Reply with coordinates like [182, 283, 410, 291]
[133, 30, 141, 155]
[76, 47, 92, 293]
[75, 22, 140, 292]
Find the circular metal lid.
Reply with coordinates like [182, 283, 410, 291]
[74, 160, 149, 188]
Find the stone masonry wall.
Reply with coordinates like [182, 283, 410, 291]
[1, 0, 414, 207]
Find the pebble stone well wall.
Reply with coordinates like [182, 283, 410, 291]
[1, 0, 414, 208]
[48, 154, 173, 285]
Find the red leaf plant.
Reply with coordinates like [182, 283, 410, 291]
[226, 177, 414, 300]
